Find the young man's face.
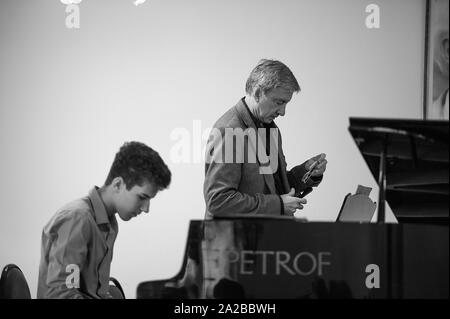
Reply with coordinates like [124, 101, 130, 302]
[254, 87, 293, 124]
[115, 180, 158, 221]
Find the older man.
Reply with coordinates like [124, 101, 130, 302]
[204, 59, 327, 218]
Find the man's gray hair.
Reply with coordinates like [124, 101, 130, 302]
[245, 59, 300, 96]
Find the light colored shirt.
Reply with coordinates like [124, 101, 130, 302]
[37, 187, 118, 299]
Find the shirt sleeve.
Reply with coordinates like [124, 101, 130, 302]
[42, 212, 93, 299]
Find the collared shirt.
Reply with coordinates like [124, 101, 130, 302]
[37, 187, 118, 299]
[241, 98, 286, 214]
[241, 98, 286, 196]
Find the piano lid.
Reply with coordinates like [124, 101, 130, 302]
[348, 117, 449, 224]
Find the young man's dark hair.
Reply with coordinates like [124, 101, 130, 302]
[105, 141, 171, 191]
[38, 141, 171, 299]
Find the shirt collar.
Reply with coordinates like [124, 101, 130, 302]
[241, 97, 276, 128]
[241, 97, 264, 128]
[88, 186, 112, 225]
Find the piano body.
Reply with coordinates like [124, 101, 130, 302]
[137, 118, 449, 299]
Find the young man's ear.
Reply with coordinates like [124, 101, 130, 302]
[111, 177, 124, 192]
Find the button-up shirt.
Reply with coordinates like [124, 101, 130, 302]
[37, 187, 118, 299]
[241, 98, 323, 212]
[241, 98, 287, 214]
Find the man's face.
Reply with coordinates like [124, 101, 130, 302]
[115, 180, 158, 221]
[254, 87, 293, 124]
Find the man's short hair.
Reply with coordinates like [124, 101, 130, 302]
[105, 141, 171, 191]
[245, 59, 301, 96]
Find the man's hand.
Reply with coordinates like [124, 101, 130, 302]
[305, 153, 327, 177]
[281, 188, 307, 216]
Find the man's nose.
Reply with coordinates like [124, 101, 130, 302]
[278, 105, 286, 116]
[141, 200, 150, 213]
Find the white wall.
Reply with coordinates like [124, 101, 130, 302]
[0, 0, 425, 298]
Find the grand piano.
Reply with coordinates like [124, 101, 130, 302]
[137, 118, 449, 299]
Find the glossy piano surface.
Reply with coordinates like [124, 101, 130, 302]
[137, 119, 448, 299]
[137, 218, 449, 299]
[349, 118, 449, 224]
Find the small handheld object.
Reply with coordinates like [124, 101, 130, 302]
[301, 160, 319, 183]
[296, 187, 313, 198]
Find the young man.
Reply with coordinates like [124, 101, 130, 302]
[37, 141, 171, 298]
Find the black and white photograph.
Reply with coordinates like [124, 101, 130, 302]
[424, 0, 449, 120]
[0, 0, 448, 307]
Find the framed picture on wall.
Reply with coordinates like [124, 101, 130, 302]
[423, 0, 449, 120]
